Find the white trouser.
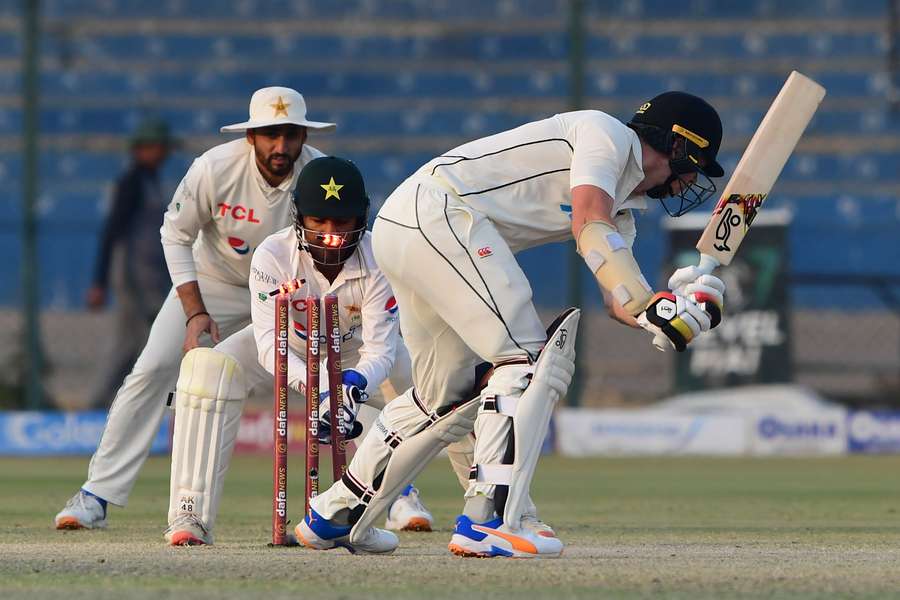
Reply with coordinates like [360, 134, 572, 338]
[312, 178, 545, 518]
[83, 277, 251, 506]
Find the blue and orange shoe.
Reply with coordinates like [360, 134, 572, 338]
[448, 515, 563, 558]
[295, 508, 398, 555]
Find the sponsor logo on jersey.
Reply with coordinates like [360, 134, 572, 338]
[384, 296, 398, 315]
[477, 246, 493, 258]
[292, 320, 307, 340]
[217, 203, 262, 223]
[228, 237, 250, 255]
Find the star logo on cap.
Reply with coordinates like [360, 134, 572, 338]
[270, 96, 290, 118]
[321, 177, 343, 200]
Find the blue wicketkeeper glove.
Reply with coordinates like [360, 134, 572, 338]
[318, 370, 369, 445]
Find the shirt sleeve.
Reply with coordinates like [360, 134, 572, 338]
[249, 246, 309, 394]
[353, 270, 400, 393]
[160, 157, 212, 286]
[567, 113, 632, 206]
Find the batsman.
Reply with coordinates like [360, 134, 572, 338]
[298, 92, 728, 558]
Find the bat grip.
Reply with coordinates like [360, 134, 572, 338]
[697, 253, 720, 275]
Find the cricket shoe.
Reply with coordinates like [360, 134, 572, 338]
[384, 484, 433, 532]
[165, 514, 212, 546]
[54, 490, 107, 530]
[448, 515, 563, 558]
[521, 513, 557, 538]
[295, 508, 398, 555]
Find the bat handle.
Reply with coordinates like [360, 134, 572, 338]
[697, 253, 720, 276]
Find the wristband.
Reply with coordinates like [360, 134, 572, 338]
[185, 311, 209, 327]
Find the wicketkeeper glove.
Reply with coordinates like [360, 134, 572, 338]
[317, 370, 368, 445]
[637, 291, 713, 352]
[666, 266, 726, 328]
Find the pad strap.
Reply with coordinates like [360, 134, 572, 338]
[481, 395, 519, 417]
[341, 471, 376, 505]
[469, 463, 513, 485]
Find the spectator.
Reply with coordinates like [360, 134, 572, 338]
[86, 117, 177, 408]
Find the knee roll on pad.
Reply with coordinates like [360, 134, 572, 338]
[169, 348, 246, 532]
[471, 307, 580, 530]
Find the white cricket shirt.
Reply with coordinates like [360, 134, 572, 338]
[160, 138, 325, 287]
[412, 110, 647, 252]
[249, 227, 400, 394]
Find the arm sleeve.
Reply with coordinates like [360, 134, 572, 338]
[160, 158, 212, 287]
[353, 271, 400, 392]
[92, 173, 137, 287]
[568, 113, 632, 205]
[249, 247, 309, 394]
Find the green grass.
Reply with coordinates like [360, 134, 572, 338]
[2, 455, 900, 599]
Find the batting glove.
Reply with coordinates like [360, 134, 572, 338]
[667, 265, 726, 328]
[637, 291, 712, 352]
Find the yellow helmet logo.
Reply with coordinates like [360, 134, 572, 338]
[320, 177, 343, 200]
[636, 102, 651, 114]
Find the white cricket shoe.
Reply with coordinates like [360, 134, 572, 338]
[521, 512, 557, 538]
[54, 490, 107, 530]
[295, 508, 398, 554]
[384, 485, 433, 532]
[448, 515, 564, 558]
[165, 514, 212, 546]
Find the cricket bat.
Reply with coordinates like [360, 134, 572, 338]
[693, 71, 826, 275]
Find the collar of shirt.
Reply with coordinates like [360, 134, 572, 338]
[618, 130, 649, 212]
[249, 145, 301, 200]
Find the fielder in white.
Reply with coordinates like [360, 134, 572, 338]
[54, 86, 335, 530]
[163, 157, 471, 546]
[295, 92, 728, 558]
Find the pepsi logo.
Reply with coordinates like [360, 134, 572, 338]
[228, 237, 250, 255]
[384, 296, 398, 315]
[293, 320, 307, 340]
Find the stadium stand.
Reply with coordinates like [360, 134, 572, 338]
[0, 0, 897, 406]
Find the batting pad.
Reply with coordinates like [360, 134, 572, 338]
[473, 308, 580, 530]
[349, 395, 480, 544]
[168, 348, 246, 536]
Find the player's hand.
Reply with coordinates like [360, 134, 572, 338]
[637, 291, 713, 352]
[182, 312, 221, 354]
[318, 388, 364, 445]
[667, 266, 725, 328]
[341, 369, 369, 405]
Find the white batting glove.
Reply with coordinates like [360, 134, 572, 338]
[667, 266, 726, 328]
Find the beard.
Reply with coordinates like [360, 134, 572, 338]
[256, 148, 300, 177]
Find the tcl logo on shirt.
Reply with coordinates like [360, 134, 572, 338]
[217, 202, 261, 223]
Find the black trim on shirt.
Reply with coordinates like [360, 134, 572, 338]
[429, 137, 574, 177]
